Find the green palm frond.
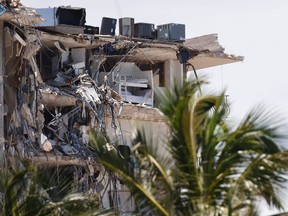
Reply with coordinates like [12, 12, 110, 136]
[37, 193, 109, 216]
[210, 105, 288, 214]
[90, 128, 173, 216]
[0, 164, 110, 216]
[90, 78, 288, 216]
[0, 167, 49, 216]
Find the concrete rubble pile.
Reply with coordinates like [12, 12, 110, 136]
[0, 1, 123, 194]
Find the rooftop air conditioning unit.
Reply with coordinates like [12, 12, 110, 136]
[134, 23, 155, 39]
[157, 23, 185, 41]
[119, 17, 134, 37]
[35, 7, 86, 34]
[56, 7, 86, 26]
[36, 7, 86, 26]
[84, 25, 99, 35]
[100, 17, 117, 36]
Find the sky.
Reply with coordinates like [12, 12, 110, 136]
[21, 0, 288, 215]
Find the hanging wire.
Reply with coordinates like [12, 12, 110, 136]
[136, 47, 155, 65]
[187, 62, 202, 95]
[106, 43, 139, 77]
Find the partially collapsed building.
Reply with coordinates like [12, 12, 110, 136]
[0, 1, 243, 214]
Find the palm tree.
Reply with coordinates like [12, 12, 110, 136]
[90, 79, 288, 216]
[0, 164, 116, 216]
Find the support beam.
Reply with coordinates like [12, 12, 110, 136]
[164, 59, 183, 88]
[40, 92, 78, 107]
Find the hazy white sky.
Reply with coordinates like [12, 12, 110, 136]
[20, 1, 288, 214]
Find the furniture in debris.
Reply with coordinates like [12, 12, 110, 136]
[100, 62, 154, 107]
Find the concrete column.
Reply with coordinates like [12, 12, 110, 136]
[164, 59, 183, 89]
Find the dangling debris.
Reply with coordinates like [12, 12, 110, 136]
[40, 133, 53, 152]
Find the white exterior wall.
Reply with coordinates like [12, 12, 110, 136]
[102, 104, 169, 215]
[164, 59, 183, 89]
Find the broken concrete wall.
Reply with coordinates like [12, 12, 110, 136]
[4, 26, 44, 156]
[1, 11, 173, 215]
[1, 22, 116, 206]
[2, 19, 168, 212]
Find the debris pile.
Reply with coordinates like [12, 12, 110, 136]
[1, 1, 124, 178]
[0, 1, 244, 212]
